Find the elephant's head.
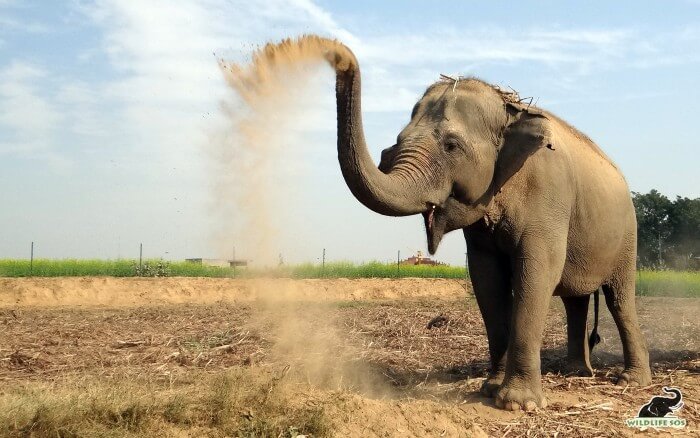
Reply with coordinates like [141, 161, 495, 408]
[324, 39, 552, 253]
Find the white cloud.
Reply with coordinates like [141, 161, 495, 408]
[71, 0, 353, 171]
[0, 0, 356, 180]
[356, 28, 630, 67]
[340, 25, 700, 112]
[0, 61, 70, 169]
[287, 0, 360, 47]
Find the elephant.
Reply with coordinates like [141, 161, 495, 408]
[319, 37, 652, 411]
[637, 387, 683, 417]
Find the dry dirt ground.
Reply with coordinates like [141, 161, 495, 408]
[0, 278, 698, 437]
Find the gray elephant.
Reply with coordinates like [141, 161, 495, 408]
[320, 38, 651, 411]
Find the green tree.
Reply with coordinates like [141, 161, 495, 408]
[667, 196, 700, 269]
[632, 190, 673, 268]
[633, 190, 700, 270]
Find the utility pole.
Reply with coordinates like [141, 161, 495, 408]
[30, 242, 34, 276]
[139, 243, 143, 271]
[322, 248, 326, 276]
[232, 245, 236, 278]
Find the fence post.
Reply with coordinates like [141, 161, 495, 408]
[139, 243, 143, 271]
[30, 242, 34, 277]
[397, 250, 400, 277]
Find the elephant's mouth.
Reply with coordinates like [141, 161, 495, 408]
[422, 204, 436, 234]
[424, 203, 446, 255]
[423, 194, 459, 255]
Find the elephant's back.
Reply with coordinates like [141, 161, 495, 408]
[544, 109, 618, 170]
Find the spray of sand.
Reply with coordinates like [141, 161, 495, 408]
[210, 36, 391, 397]
[209, 35, 353, 265]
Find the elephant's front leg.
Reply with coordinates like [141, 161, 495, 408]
[495, 242, 566, 411]
[465, 232, 512, 397]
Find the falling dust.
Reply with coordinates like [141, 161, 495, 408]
[210, 35, 393, 398]
[209, 35, 353, 265]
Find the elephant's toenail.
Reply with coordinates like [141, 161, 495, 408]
[507, 401, 521, 411]
[524, 401, 537, 411]
[541, 398, 548, 409]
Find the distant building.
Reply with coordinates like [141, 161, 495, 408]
[400, 251, 445, 266]
[185, 258, 248, 268]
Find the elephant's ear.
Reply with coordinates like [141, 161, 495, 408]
[492, 105, 553, 192]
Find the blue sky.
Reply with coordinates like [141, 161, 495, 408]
[0, 1, 698, 265]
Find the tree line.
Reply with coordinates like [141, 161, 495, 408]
[633, 190, 700, 270]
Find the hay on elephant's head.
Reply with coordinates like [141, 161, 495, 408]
[437, 73, 534, 107]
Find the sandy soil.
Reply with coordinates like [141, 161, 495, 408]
[0, 277, 469, 308]
[0, 278, 697, 437]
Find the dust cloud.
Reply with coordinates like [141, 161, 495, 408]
[252, 286, 393, 398]
[210, 36, 391, 397]
[209, 35, 349, 266]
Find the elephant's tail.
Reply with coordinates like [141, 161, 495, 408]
[588, 288, 602, 351]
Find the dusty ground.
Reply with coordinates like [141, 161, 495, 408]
[0, 277, 469, 308]
[0, 278, 698, 437]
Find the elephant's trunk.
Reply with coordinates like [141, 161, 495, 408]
[664, 387, 682, 406]
[323, 40, 445, 216]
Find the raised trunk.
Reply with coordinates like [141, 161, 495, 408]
[664, 388, 682, 406]
[328, 43, 443, 216]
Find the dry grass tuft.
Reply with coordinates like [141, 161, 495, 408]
[1, 378, 151, 437]
[0, 367, 330, 437]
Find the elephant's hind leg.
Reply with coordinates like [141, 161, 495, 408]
[561, 295, 594, 376]
[602, 268, 651, 386]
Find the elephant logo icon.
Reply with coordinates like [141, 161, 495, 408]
[637, 387, 684, 418]
[626, 387, 686, 430]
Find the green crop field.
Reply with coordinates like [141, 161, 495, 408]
[280, 261, 467, 279]
[1, 259, 698, 297]
[636, 270, 700, 298]
[0, 259, 467, 279]
[0, 259, 233, 278]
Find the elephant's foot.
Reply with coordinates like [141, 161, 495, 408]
[495, 378, 547, 412]
[480, 371, 504, 397]
[562, 359, 593, 377]
[616, 366, 652, 387]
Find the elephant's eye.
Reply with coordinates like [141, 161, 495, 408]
[444, 138, 461, 153]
